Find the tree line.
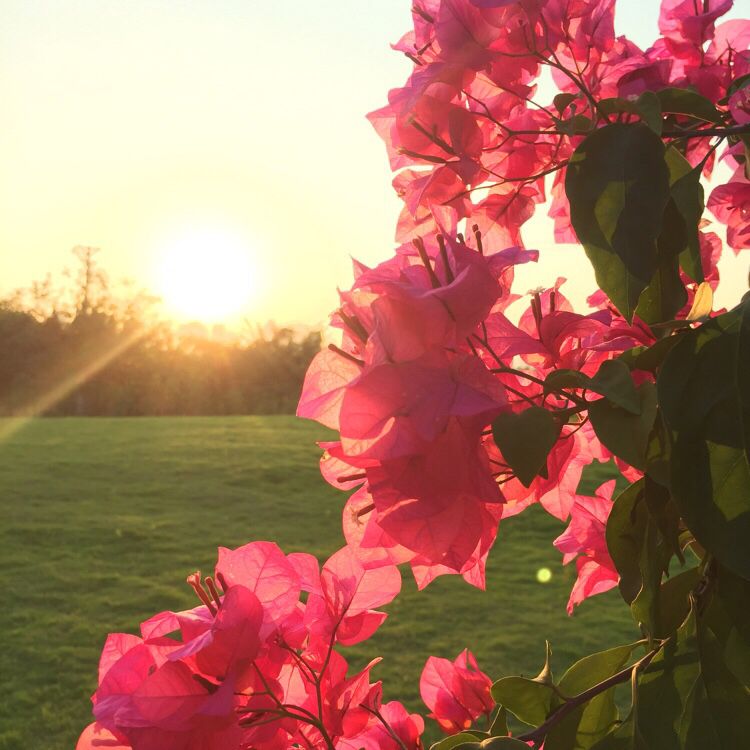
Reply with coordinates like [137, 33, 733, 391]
[0, 248, 321, 416]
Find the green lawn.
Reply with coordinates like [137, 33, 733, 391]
[0, 417, 638, 750]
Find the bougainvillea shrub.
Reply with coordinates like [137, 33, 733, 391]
[78, 1, 750, 747]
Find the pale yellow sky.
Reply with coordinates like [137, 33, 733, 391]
[1, 1, 747, 327]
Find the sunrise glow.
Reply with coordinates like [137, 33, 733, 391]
[154, 226, 258, 322]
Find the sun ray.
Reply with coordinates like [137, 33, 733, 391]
[0, 327, 144, 444]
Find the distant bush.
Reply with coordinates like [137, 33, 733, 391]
[0, 248, 320, 416]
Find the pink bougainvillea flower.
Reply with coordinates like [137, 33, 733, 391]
[340, 700, 425, 750]
[366, 417, 503, 573]
[471, 183, 543, 250]
[303, 544, 401, 646]
[554, 481, 619, 613]
[215, 541, 302, 627]
[420, 649, 494, 734]
[76, 723, 132, 750]
[707, 172, 750, 251]
[659, 0, 733, 56]
[296, 347, 362, 431]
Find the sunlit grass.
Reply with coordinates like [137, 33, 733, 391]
[0, 416, 637, 750]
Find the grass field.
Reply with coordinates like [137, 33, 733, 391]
[0, 416, 638, 750]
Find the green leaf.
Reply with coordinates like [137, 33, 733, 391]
[491, 407, 561, 487]
[588, 360, 640, 414]
[643, 475, 683, 563]
[488, 707, 508, 738]
[544, 361, 639, 414]
[679, 617, 750, 748]
[544, 369, 588, 394]
[596, 98, 639, 118]
[644, 411, 672, 489]
[656, 87, 723, 124]
[560, 643, 640, 696]
[702, 564, 750, 688]
[636, 91, 662, 135]
[633, 242, 686, 325]
[636, 609, 701, 750]
[657, 297, 750, 579]
[606, 480, 647, 604]
[544, 705, 585, 750]
[589, 383, 658, 471]
[658, 566, 701, 635]
[491, 676, 557, 727]
[617, 335, 683, 373]
[664, 146, 705, 284]
[633, 148, 700, 323]
[559, 643, 643, 749]
[589, 712, 648, 750]
[429, 732, 484, 750]
[554, 92, 578, 114]
[565, 123, 671, 321]
[606, 478, 673, 636]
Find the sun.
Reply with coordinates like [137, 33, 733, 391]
[154, 225, 258, 322]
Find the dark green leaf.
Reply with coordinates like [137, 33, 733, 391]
[559, 643, 643, 749]
[665, 147, 705, 284]
[491, 676, 557, 727]
[618, 335, 683, 372]
[606, 479, 647, 605]
[492, 407, 561, 487]
[560, 643, 642, 696]
[702, 565, 750, 689]
[544, 705, 585, 750]
[644, 412, 672, 489]
[589, 712, 648, 750]
[633, 243, 686, 325]
[659, 567, 701, 635]
[606, 478, 673, 636]
[596, 98, 639, 118]
[544, 361, 639, 414]
[656, 88, 723, 124]
[589, 383, 658, 471]
[565, 123, 671, 321]
[429, 732, 484, 750]
[554, 93, 578, 114]
[544, 369, 588, 394]
[636, 91, 662, 135]
[488, 707, 508, 738]
[679, 616, 750, 748]
[636, 611, 701, 750]
[589, 360, 640, 414]
[643, 475, 683, 564]
[658, 298, 750, 579]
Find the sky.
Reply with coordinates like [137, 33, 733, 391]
[1, 1, 748, 328]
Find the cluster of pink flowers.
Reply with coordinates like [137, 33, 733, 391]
[77, 540, 499, 749]
[77, 541, 421, 750]
[297, 0, 748, 610]
[369, 0, 749, 251]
